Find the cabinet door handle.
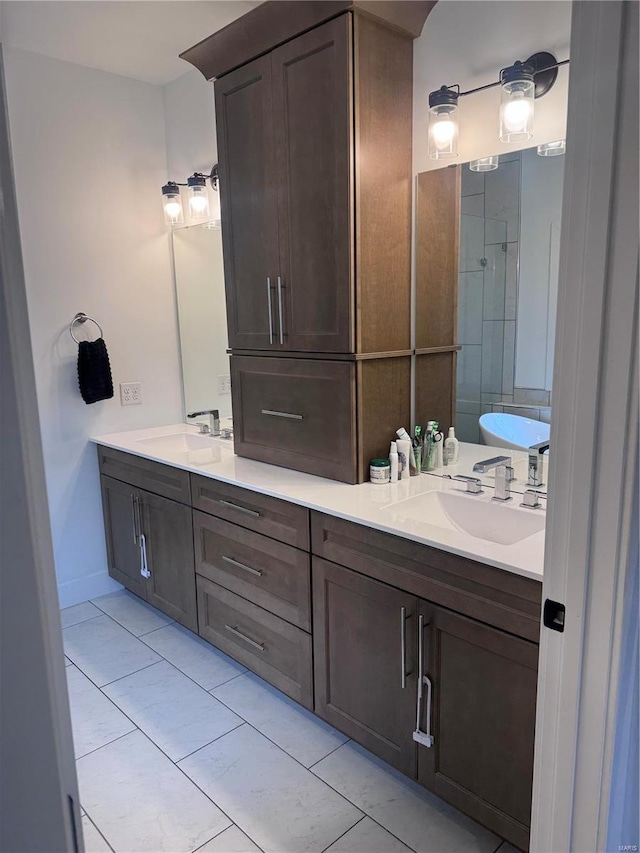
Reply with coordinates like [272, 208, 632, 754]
[413, 614, 434, 747]
[222, 555, 263, 577]
[400, 606, 409, 689]
[131, 494, 138, 544]
[219, 499, 260, 518]
[277, 276, 284, 345]
[261, 409, 303, 420]
[224, 624, 265, 652]
[266, 277, 274, 345]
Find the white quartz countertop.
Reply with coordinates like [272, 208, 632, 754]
[92, 425, 545, 583]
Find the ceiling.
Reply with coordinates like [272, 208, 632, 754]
[0, 1, 260, 86]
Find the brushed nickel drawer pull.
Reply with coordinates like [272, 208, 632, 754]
[222, 556, 263, 577]
[224, 624, 265, 652]
[400, 606, 409, 689]
[131, 494, 138, 544]
[277, 276, 284, 345]
[219, 499, 260, 518]
[261, 409, 303, 420]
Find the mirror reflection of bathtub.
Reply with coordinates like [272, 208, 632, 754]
[479, 412, 550, 452]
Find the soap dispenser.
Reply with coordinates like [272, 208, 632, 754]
[444, 426, 459, 464]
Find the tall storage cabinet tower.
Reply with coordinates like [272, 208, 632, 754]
[183, 0, 435, 482]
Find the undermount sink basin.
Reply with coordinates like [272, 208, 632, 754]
[383, 489, 545, 546]
[135, 433, 218, 453]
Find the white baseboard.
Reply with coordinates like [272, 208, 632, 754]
[57, 572, 122, 609]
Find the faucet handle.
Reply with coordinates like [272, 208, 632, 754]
[451, 475, 483, 495]
[520, 489, 543, 509]
[195, 422, 210, 435]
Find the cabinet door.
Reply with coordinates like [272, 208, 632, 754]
[139, 490, 197, 632]
[215, 55, 280, 351]
[271, 15, 354, 353]
[100, 476, 147, 599]
[418, 602, 538, 851]
[313, 557, 417, 775]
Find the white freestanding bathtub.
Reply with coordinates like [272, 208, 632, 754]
[479, 412, 550, 451]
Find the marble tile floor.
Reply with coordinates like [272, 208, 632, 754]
[63, 589, 517, 853]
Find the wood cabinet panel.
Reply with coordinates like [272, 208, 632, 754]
[418, 603, 537, 851]
[231, 355, 357, 483]
[197, 576, 313, 708]
[313, 557, 418, 775]
[194, 510, 311, 631]
[100, 476, 147, 600]
[191, 474, 309, 549]
[97, 446, 191, 506]
[311, 511, 542, 642]
[414, 351, 457, 437]
[215, 55, 280, 351]
[272, 16, 354, 353]
[140, 491, 197, 632]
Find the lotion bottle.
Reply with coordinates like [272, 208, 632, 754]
[396, 438, 411, 480]
[389, 442, 399, 483]
[444, 426, 459, 464]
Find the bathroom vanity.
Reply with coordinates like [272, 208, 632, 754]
[94, 426, 543, 851]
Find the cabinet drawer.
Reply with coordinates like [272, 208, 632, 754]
[311, 512, 542, 642]
[230, 356, 357, 483]
[97, 446, 191, 505]
[197, 576, 313, 709]
[191, 475, 309, 549]
[194, 511, 311, 631]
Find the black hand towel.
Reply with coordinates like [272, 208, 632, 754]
[77, 338, 114, 404]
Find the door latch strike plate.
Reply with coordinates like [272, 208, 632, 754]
[543, 599, 566, 632]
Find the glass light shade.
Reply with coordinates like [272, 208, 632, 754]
[162, 185, 184, 226]
[188, 184, 210, 220]
[428, 103, 459, 160]
[469, 155, 499, 172]
[537, 139, 566, 157]
[499, 79, 535, 143]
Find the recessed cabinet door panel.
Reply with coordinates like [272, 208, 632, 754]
[271, 15, 354, 353]
[215, 55, 280, 350]
[313, 557, 417, 776]
[100, 476, 147, 600]
[140, 490, 197, 632]
[231, 355, 357, 483]
[418, 602, 538, 852]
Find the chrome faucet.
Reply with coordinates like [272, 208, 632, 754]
[187, 409, 220, 436]
[472, 456, 514, 502]
[528, 441, 550, 487]
[449, 474, 483, 495]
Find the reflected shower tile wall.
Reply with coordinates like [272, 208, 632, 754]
[484, 218, 507, 246]
[458, 272, 483, 345]
[483, 244, 507, 320]
[502, 321, 516, 396]
[457, 344, 482, 404]
[461, 194, 484, 216]
[484, 157, 521, 242]
[481, 321, 504, 394]
[504, 243, 518, 320]
[461, 165, 485, 196]
[459, 214, 485, 272]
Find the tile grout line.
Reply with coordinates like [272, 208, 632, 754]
[191, 823, 265, 853]
[81, 810, 116, 853]
[76, 727, 138, 763]
[318, 814, 367, 853]
[98, 658, 164, 689]
[307, 738, 352, 770]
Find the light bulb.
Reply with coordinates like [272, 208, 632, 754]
[428, 88, 459, 160]
[432, 118, 456, 147]
[164, 200, 182, 219]
[189, 190, 209, 216]
[502, 93, 532, 133]
[187, 175, 210, 221]
[161, 182, 184, 226]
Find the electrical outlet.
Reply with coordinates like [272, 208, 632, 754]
[218, 374, 232, 395]
[120, 382, 142, 406]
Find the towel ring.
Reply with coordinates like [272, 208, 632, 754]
[70, 312, 104, 344]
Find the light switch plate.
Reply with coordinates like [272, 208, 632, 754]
[120, 382, 141, 406]
[218, 374, 232, 395]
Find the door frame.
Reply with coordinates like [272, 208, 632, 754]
[530, 3, 638, 851]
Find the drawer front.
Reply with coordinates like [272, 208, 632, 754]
[197, 576, 313, 708]
[97, 445, 191, 505]
[230, 356, 357, 483]
[311, 512, 542, 643]
[191, 475, 309, 549]
[194, 511, 311, 631]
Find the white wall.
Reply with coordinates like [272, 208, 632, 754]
[517, 147, 564, 390]
[3, 46, 183, 607]
[413, 1, 572, 174]
[164, 68, 217, 178]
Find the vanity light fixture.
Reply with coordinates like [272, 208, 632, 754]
[469, 155, 499, 172]
[161, 164, 219, 227]
[427, 52, 569, 156]
[537, 139, 566, 156]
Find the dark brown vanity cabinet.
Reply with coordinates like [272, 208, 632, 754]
[216, 16, 353, 354]
[98, 448, 197, 631]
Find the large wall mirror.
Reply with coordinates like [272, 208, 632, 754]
[172, 224, 231, 423]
